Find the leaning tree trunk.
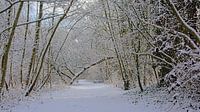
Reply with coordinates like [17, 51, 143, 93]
[0, 1, 24, 93]
[25, 0, 75, 96]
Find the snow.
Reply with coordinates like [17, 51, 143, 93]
[1, 80, 199, 112]
[9, 80, 136, 112]
[126, 86, 200, 112]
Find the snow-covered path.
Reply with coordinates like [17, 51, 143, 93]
[11, 80, 135, 112]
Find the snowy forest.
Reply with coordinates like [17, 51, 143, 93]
[0, 0, 200, 112]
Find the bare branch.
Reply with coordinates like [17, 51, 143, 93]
[141, 20, 200, 50]
[131, 52, 174, 67]
[0, 1, 22, 14]
[0, 13, 65, 35]
[63, 62, 76, 76]
[69, 57, 115, 85]
[165, 0, 200, 44]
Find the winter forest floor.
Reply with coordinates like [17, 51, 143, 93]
[1, 80, 199, 112]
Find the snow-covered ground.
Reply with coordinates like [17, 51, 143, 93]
[125, 86, 200, 112]
[8, 80, 136, 112]
[1, 80, 199, 112]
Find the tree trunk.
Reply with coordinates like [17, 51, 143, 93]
[135, 40, 143, 92]
[20, 1, 30, 88]
[101, 0, 130, 90]
[0, 1, 24, 93]
[25, 0, 74, 96]
[26, 2, 43, 87]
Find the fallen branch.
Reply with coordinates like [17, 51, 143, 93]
[51, 63, 72, 80]
[69, 57, 115, 85]
[63, 63, 76, 76]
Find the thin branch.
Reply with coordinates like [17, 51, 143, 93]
[51, 63, 72, 80]
[60, 71, 72, 80]
[62, 58, 76, 76]
[25, 0, 75, 96]
[0, 1, 22, 14]
[165, 0, 200, 44]
[4, 0, 12, 5]
[54, 13, 88, 61]
[113, 1, 176, 64]
[141, 20, 200, 50]
[132, 52, 174, 67]
[69, 57, 115, 85]
[0, 14, 64, 35]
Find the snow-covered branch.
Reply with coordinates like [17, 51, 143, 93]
[165, 0, 200, 45]
[69, 57, 115, 85]
[131, 52, 174, 67]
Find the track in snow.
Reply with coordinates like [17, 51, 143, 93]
[12, 80, 135, 112]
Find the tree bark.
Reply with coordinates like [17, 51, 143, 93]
[101, 0, 130, 90]
[26, 2, 43, 87]
[0, 1, 24, 93]
[20, 1, 30, 88]
[25, 0, 75, 96]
